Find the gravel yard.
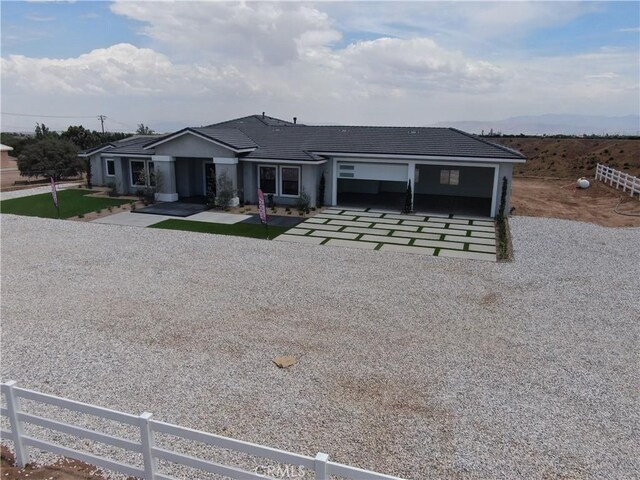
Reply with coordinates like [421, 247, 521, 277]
[1, 214, 638, 479]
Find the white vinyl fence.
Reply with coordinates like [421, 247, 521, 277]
[0, 381, 403, 480]
[595, 164, 640, 198]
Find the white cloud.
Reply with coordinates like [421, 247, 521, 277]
[1, 1, 638, 129]
[110, 1, 341, 65]
[1, 43, 247, 96]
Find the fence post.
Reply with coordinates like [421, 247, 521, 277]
[140, 412, 157, 480]
[314, 452, 329, 480]
[4, 381, 29, 467]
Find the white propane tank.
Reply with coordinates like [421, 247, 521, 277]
[577, 177, 590, 189]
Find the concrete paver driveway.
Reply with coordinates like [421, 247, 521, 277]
[276, 208, 497, 261]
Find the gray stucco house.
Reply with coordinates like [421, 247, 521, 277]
[80, 114, 525, 217]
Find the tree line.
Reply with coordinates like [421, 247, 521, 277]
[1, 123, 155, 184]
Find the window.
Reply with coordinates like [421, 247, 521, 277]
[130, 161, 146, 186]
[129, 160, 156, 187]
[105, 159, 115, 176]
[440, 169, 460, 186]
[280, 166, 300, 197]
[259, 166, 277, 194]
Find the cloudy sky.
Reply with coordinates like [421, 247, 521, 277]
[1, 1, 639, 132]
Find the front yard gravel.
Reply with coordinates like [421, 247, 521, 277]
[1, 214, 638, 479]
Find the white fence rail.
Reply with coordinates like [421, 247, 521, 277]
[0, 381, 403, 480]
[595, 163, 640, 198]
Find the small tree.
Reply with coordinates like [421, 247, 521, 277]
[403, 180, 413, 214]
[296, 189, 311, 214]
[136, 124, 155, 135]
[34, 123, 54, 140]
[318, 171, 326, 208]
[17, 139, 81, 181]
[136, 167, 163, 204]
[497, 176, 508, 221]
[496, 176, 509, 260]
[206, 174, 217, 207]
[215, 171, 236, 209]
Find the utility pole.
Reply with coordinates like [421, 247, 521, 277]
[98, 115, 106, 135]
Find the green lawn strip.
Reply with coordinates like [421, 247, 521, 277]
[374, 243, 383, 250]
[150, 219, 290, 239]
[0, 189, 131, 219]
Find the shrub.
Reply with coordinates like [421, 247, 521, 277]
[403, 180, 413, 214]
[215, 171, 236, 208]
[296, 190, 310, 214]
[107, 182, 118, 197]
[496, 176, 509, 260]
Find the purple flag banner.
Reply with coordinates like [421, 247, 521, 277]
[258, 188, 267, 224]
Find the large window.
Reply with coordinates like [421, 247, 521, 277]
[130, 160, 155, 187]
[440, 169, 460, 186]
[131, 161, 146, 186]
[259, 166, 277, 194]
[280, 166, 300, 197]
[105, 159, 115, 176]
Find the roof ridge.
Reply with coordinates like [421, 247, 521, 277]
[448, 128, 527, 159]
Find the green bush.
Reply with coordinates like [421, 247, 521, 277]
[107, 182, 118, 197]
[296, 190, 310, 214]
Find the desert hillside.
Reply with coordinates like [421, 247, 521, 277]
[488, 137, 640, 179]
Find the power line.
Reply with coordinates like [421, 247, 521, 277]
[1, 112, 98, 119]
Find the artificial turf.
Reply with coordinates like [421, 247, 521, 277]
[0, 189, 132, 219]
[149, 219, 289, 239]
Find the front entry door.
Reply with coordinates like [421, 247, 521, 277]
[205, 163, 216, 199]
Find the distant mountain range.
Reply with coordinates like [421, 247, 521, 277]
[432, 114, 640, 136]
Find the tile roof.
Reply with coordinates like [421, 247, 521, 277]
[207, 115, 526, 161]
[81, 115, 526, 161]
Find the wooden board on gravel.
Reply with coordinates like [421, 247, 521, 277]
[511, 177, 640, 227]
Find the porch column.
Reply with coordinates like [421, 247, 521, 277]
[152, 155, 178, 202]
[114, 158, 126, 194]
[214, 157, 239, 206]
[407, 161, 416, 210]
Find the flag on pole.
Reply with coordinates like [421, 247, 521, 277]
[50, 178, 58, 208]
[257, 188, 267, 224]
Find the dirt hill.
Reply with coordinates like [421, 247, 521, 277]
[488, 137, 640, 179]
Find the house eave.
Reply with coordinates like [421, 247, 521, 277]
[240, 157, 328, 165]
[310, 151, 527, 163]
[142, 128, 256, 153]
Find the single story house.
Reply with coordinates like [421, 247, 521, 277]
[79, 114, 526, 217]
[1, 143, 16, 169]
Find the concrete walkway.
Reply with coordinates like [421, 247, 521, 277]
[0, 182, 83, 201]
[276, 208, 497, 261]
[91, 210, 251, 228]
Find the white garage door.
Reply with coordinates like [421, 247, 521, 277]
[337, 162, 408, 182]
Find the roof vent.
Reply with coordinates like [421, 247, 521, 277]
[293, 117, 297, 124]
[262, 112, 265, 118]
